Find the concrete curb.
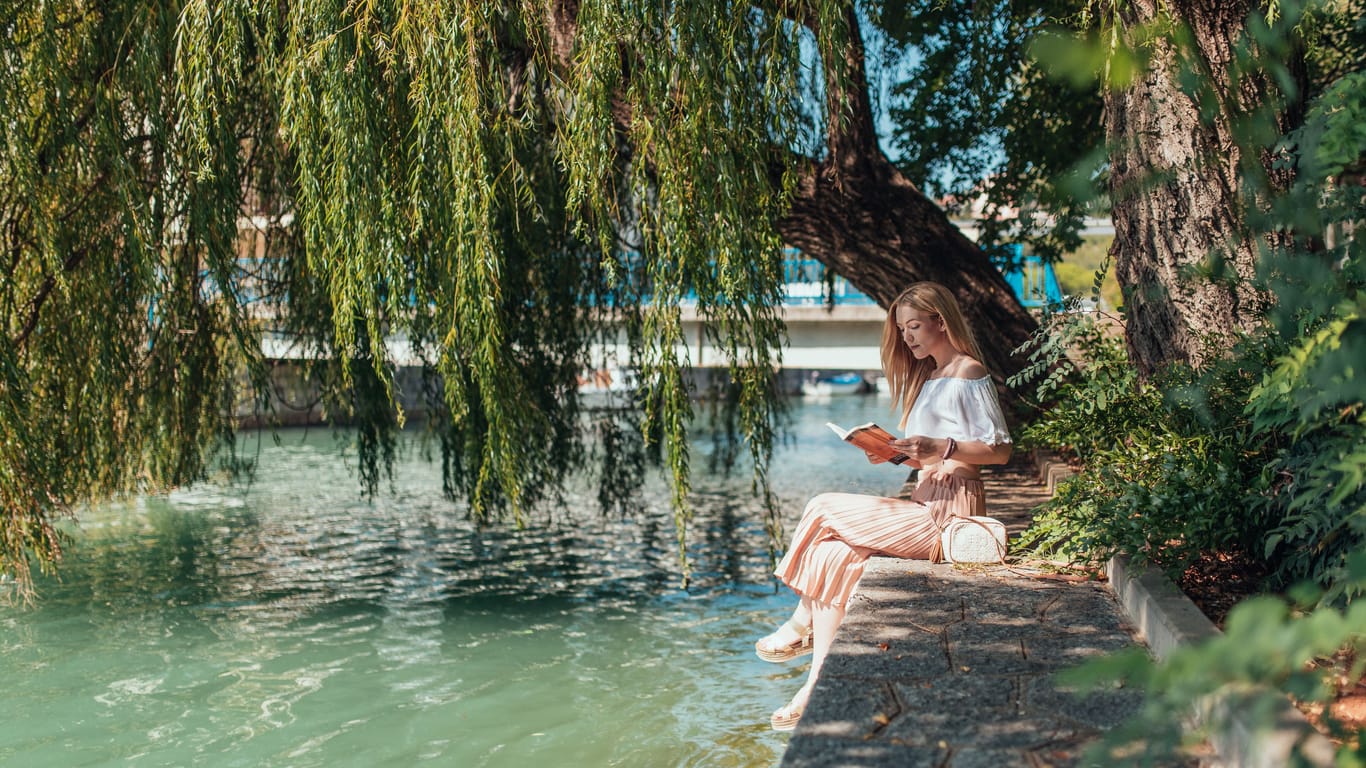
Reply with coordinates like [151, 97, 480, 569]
[1105, 552, 1218, 663]
[1035, 451, 1336, 767]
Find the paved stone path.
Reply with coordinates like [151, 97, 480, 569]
[778, 459, 1174, 767]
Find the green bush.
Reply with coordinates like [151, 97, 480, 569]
[1247, 272, 1366, 604]
[1011, 306, 1277, 576]
[1014, 22, 1366, 765]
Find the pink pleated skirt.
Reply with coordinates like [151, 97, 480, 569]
[773, 473, 986, 607]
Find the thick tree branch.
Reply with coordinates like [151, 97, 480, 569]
[778, 3, 1036, 382]
[544, 0, 1036, 384]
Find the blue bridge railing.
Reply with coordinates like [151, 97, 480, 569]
[997, 244, 1064, 309]
[780, 250, 876, 307]
[211, 247, 1052, 313]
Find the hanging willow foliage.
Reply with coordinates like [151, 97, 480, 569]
[1, 1, 265, 595]
[0, 0, 849, 597]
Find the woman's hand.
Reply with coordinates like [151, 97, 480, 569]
[890, 435, 944, 465]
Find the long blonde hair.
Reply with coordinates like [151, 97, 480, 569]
[880, 282, 985, 429]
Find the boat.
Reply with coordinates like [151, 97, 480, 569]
[800, 372, 867, 397]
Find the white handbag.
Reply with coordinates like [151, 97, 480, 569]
[938, 516, 1007, 564]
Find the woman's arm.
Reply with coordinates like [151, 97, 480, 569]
[951, 438, 1013, 466]
[890, 435, 1012, 466]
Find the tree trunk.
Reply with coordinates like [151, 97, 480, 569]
[777, 5, 1037, 382]
[1105, 0, 1295, 375]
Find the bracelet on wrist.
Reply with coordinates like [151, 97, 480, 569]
[941, 437, 957, 461]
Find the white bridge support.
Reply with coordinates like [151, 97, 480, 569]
[580, 303, 885, 372]
[259, 304, 885, 372]
[682, 303, 884, 370]
[249, 303, 888, 424]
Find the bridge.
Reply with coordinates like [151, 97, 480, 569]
[242, 250, 1062, 422]
[252, 251, 1061, 376]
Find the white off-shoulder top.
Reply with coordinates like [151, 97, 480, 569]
[904, 375, 1012, 446]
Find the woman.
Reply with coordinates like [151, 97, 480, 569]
[756, 281, 1013, 731]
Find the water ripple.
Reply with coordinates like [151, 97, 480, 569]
[3, 398, 904, 767]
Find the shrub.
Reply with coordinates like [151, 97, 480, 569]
[1011, 302, 1278, 577]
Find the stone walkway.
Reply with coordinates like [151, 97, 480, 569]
[777, 459, 1169, 767]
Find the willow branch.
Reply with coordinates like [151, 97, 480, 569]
[14, 247, 90, 350]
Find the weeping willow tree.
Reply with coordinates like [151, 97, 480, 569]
[1, 0, 1037, 598]
[1, 2, 267, 595]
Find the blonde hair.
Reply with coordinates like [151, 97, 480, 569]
[880, 282, 986, 429]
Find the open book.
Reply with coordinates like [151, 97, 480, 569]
[826, 422, 911, 465]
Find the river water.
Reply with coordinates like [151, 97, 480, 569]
[1, 396, 909, 768]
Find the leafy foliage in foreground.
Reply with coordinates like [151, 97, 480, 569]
[1032, 52, 1366, 603]
[1012, 2, 1366, 761]
[1015, 0, 1366, 601]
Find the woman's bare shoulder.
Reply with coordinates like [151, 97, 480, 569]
[944, 357, 989, 380]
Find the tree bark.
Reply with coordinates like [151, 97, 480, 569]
[1104, 0, 1296, 375]
[777, 5, 1037, 382]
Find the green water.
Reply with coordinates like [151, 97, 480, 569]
[2, 397, 907, 768]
